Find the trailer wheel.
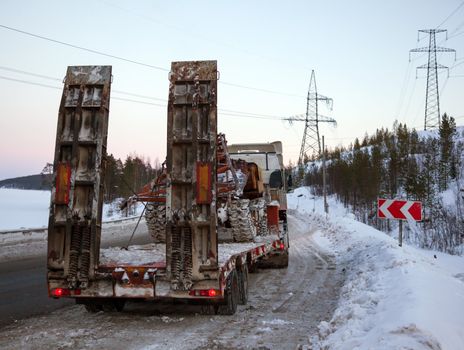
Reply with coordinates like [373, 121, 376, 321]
[84, 303, 103, 313]
[113, 299, 126, 312]
[200, 305, 214, 315]
[257, 251, 289, 269]
[238, 264, 248, 305]
[218, 269, 239, 315]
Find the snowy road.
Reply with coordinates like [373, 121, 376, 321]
[0, 219, 151, 328]
[0, 213, 344, 350]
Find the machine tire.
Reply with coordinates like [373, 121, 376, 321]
[238, 264, 249, 305]
[217, 269, 239, 315]
[229, 199, 256, 242]
[145, 204, 166, 243]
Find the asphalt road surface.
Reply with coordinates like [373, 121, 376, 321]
[0, 221, 151, 328]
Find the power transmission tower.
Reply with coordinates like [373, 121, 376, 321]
[285, 70, 335, 166]
[409, 29, 455, 130]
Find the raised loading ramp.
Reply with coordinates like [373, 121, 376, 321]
[47, 66, 112, 289]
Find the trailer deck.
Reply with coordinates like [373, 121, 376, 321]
[99, 234, 280, 267]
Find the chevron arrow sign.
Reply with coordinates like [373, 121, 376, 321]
[377, 199, 422, 221]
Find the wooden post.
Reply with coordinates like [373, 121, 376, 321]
[322, 136, 328, 214]
[398, 220, 403, 247]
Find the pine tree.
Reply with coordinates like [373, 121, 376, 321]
[438, 113, 456, 191]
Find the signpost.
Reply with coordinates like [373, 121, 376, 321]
[377, 199, 422, 247]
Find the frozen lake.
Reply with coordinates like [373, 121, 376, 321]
[0, 188, 143, 230]
[0, 188, 50, 230]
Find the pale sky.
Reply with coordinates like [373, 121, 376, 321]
[0, 0, 463, 180]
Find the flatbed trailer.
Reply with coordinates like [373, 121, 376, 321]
[47, 61, 289, 315]
[50, 235, 285, 303]
[49, 234, 287, 314]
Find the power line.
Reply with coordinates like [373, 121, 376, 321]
[219, 81, 305, 98]
[219, 112, 282, 120]
[403, 76, 418, 124]
[219, 108, 281, 119]
[436, 1, 464, 29]
[113, 90, 166, 102]
[0, 65, 62, 82]
[0, 24, 169, 72]
[449, 30, 464, 39]
[0, 65, 168, 101]
[440, 75, 450, 96]
[0, 73, 284, 120]
[96, 0, 312, 74]
[0, 64, 287, 118]
[0, 74, 61, 90]
[0, 23, 305, 99]
[111, 96, 166, 107]
[450, 59, 464, 70]
[395, 60, 413, 119]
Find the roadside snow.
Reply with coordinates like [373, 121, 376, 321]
[288, 187, 464, 350]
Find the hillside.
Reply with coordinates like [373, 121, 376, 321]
[0, 174, 51, 190]
[299, 116, 464, 255]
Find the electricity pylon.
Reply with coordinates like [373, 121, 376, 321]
[285, 70, 335, 165]
[410, 29, 455, 130]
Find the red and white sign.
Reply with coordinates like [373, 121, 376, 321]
[377, 199, 422, 221]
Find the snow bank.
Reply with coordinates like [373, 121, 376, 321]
[288, 187, 464, 350]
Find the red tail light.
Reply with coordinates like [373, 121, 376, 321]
[189, 289, 221, 297]
[51, 288, 80, 298]
[52, 288, 69, 297]
[279, 242, 285, 250]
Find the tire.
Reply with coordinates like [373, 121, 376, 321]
[217, 270, 239, 315]
[248, 260, 258, 273]
[229, 199, 256, 242]
[84, 303, 103, 313]
[114, 299, 126, 312]
[257, 251, 289, 269]
[200, 305, 217, 315]
[145, 204, 166, 243]
[238, 265, 249, 305]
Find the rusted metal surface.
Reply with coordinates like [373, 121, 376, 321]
[111, 266, 157, 298]
[47, 66, 112, 290]
[166, 61, 219, 290]
[131, 170, 167, 203]
[216, 133, 248, 198]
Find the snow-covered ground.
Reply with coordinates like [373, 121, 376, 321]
[0, 186, 463, 349]
[288, 187, 464, 350]
[0, 188, 144, 231]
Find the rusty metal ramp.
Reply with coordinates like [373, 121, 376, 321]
[166, 61, 219, 290]
[47, 66, 112, 289]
